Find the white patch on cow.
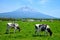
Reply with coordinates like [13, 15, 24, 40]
[7, 23, 19, 27]
[35, 24, 42, 28]
[47, 25, 50, 28]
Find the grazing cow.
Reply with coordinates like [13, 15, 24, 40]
[6, 22, 20, 34]
[35, 24, 52, 36]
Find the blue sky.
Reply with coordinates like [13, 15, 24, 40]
[0, 0, 60, 18]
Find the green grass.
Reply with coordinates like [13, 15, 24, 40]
[0, 21, 60, 40]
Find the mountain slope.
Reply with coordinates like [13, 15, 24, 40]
[0, 7, 55, 19]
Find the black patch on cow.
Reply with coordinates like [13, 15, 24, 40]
[35, 25, 38, 29]
[11, 24, 15, 27]
[41, 26, 46, 31]
[12, 24, 15, 26]
[41, 24, 46, 31]
[47, 28, 52, 36]
[39, 25, 42, 28]
[17, 27, 20, 32]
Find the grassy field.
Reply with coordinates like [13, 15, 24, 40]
[0, 20, 60, 40]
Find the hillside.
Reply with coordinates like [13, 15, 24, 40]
[0, 7, 55, 19]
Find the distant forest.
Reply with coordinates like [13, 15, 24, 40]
[0, 18, 60, 21]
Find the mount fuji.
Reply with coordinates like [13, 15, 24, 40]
[0, 7, 55, 19]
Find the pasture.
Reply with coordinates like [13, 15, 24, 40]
[0, 20, 60, 40]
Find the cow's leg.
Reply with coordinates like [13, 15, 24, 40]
[35, 29, 38, 35]
[37, 29, 40, 35]
[35, 26, 39, 34]
[35, 25, 41, 35]
[45, 30, 48, 36]
[6, 26, 10, 34]
[14, 27, 17, 33]
[35, 29, 40, 35]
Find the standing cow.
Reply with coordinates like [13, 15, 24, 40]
[35, 24, 52, 36]
[6, 22, 20, 34]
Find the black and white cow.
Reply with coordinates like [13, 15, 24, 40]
[6, 22, 20, 34]
[35, 24, 52, 36]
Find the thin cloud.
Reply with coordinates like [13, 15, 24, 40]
[26, 0, 49, 6]
[39, 0, 48, 5]
[27, 0, 33, 4]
